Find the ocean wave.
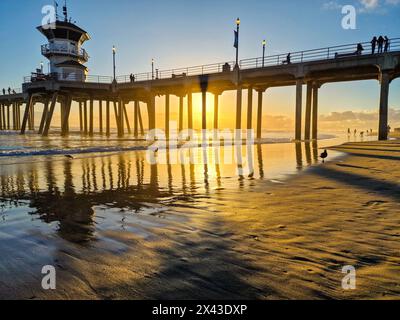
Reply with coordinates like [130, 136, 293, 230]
[0, 133, 338, 158]
[0, 145, 148, 158]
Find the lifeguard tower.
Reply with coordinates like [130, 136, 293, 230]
[36, 1, 90, 81]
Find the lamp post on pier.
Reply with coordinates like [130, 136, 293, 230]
[234, 17, 240, 68]
[112, 45, 116, 83]
[262, 40, 266, 67]
[152, 58, 155, 80]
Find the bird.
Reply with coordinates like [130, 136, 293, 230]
[64, 155, 74, 159]
[320, 150, 328, 163]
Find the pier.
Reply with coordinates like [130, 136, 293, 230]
[0, 18, 399, 141]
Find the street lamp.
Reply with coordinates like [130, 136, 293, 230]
[151, 58, 155, 80]
[112, 45, 116, 82]
[262, 40, 266, 67]
[235, 18, 240, 68]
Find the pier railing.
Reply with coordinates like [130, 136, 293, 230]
[240, 38, 400, 69]
[119, 37, 400, 83]
[116, 61, 236, 83]
[0, 87, 22, 96]
[23, 37, 400, 85]
[23, 73, 113, 84]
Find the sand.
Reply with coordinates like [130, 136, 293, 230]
[0, 139, 399, 300]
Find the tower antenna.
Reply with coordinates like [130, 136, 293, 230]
[54, 1, 59, 21]
[63, 0, 68, 22]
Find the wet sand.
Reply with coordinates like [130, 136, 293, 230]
[0, 138, 399, 300]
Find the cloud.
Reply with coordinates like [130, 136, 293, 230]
[358, 0, 400, 12]
[385, 0, 400, 4]
[360, 0, 379, 9]
[323, 0, 400, 13]
[323, 1, 343, 10]
[319, 108, 400, 130]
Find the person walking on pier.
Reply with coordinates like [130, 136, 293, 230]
[2, 88, 5, 95]
[371, 36, 377, 54]
[356, 43, 364, 55]
[377, 36, 384, 53]
[130, 73, 135, 83]
[384, 36, 390, 53]
[7, 87, 11, 95]
[283, 53, 291, 64]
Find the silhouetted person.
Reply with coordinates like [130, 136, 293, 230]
[7, 87, 11, 94]
[371, 36, 377, 54]
[130, 73, 135, 83]
[354, 129, 357, 136]
[356, 43, 364, 55]
[384, 36, 390, 52]
[388, 125, 391, 133]
[283, 53, 291, 64]
[347, 128, 351, 135]
[222, 63, 231, 72]
[2, 88, 5, 95]
[12, 90, 16, 94]
[377, 36, 384, 53]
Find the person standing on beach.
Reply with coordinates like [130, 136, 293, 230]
[371, 36, 377, 54]
[377, 36, 384, 53]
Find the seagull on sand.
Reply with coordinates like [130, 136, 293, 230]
[320, 150, 328, 163]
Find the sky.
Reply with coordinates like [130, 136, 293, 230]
[0, 0, 399, 131]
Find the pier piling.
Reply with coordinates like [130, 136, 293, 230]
[378, 72, 390, 141]
[295, 80, 303, 141]
[304, 82, 313, 140]
[312, 84, 319, 140]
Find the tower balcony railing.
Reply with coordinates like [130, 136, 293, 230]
[41, 44, 89, 61]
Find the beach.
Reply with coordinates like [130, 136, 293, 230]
[0, 136, 399, 300]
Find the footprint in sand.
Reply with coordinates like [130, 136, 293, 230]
[248, 234, 260, 241]
[364, 200, 387, 207]
[315, 186, 335, 190]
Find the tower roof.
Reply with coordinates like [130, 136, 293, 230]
[37, 21, 90, 43]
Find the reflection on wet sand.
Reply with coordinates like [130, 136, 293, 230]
[0, 142, 324, 245]
[8, 139, 379, 300]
